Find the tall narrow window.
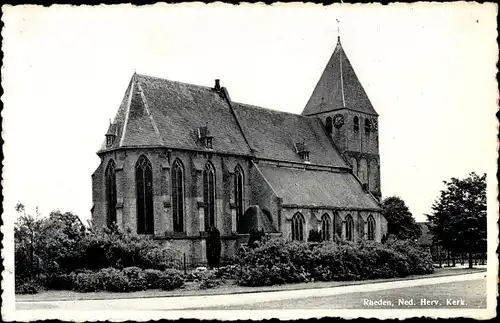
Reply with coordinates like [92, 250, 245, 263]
[203, 162, 216, 230]
[105, 160, 117, 227]
[365, 118, 371, 134]
[321, 214, 331, 241]
[334, 212, 342, 241]
[136, 155, 154, 234]
[367, 215, 376, 241]
[171, 159, 184, 233]
[325, 116, 333, 134]
[234, 165, 244, 232]
[291, 212, 305, 241]
[345, 214, 354, 241]
[353, 116, 359, 131]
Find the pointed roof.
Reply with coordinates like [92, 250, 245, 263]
[100, 73, 253, 155]
[302, 37, 378, 116]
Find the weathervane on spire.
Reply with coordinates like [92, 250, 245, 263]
[336, 18, 341, 40]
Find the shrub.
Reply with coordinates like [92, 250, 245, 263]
[157, 269, 184, 291]
[206, 226, 221, 269]
[214, 264, 240, 280]
[237, 238, 311, 286]
[384, 239, 434, 275]
[236, 237, 434, 287]
[143, 269, 165, 289]
[199, 270, 223, 289]
[16, 281, 40, 294]
[122, 267, 148, 291]
[45, 272, 75, 290]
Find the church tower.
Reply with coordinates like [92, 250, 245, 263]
[302, 36, 381, 199]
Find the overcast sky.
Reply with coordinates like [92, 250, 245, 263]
[2, 3, 497, 223]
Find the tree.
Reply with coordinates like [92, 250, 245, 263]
[381, 196, 421, 240]
[427, 172, 486, 268]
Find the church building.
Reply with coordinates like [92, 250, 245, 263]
[91, 36, 388, 260]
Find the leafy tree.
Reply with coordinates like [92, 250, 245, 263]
[381, 196, 421, 240]
[427, 172, 486, 268]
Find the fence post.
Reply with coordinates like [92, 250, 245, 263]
[183, 253, 187, 275]
[438, 246, 442, 268]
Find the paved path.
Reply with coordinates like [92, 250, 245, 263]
[15, 272, 487, 320]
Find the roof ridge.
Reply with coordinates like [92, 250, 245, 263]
[234, 101, 312, 119]
[119, 77, 135, 147]
[135, 73, 215, 91]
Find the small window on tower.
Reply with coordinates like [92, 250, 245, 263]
[325, 117, 333, 134]
[365, 118, 371, 134]
[353, 116, 359, 131]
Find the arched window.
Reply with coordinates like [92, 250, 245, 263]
[333, 212, 342, 241]
[171, 159, 184, 233]
[345, 214, 354, 241]
[367, 215, 376, 241]
[203, 162, 216, 230]
[136, 155, 154, 234]
[353, 116, 359, 131]
[105, 160, 117, 227]
[291, 212, 305, 241]
[321, 213, 331, 241]
[234, 165, 244, 232]
[325, 116, 333, 134]
[365, 118, 371, 134]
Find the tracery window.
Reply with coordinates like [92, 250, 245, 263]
[203, 162, 216, 230]
[321, 213, 331, 241]
[171, 159, 184, 233]
[136, 155, 154, 234]
[291, 212, 305, 241]
[367, 215, 376, 241]
[234, 165, 244, 232]
[105, 160, 117, 227]
[345, 214, 354, 241]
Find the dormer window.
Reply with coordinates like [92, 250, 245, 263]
[105, 122, 117, 148]
[294, 141, 310, 162]
[353, 116, 359, 132]
[198, 126, 213, 149]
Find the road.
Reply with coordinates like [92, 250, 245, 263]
[14, 272, 487, 320]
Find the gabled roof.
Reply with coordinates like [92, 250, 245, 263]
[257, 164, 379, 210]
[231, 102, 348, 167]
[101, 73, 252, 155]
[302, 37, 378, 116]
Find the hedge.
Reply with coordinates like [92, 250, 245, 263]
[236, 238, 434, 286]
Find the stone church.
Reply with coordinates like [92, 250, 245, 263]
[91, 36, 388, 260]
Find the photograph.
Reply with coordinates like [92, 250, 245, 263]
[1, 2, 498, 321]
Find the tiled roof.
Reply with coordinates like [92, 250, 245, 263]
[232, 102, 348, 167]
[257, 164, 379, 210]
[102, 73, 350, 168]
[302, 38, 378, 116]
[103, 74, 253, 155]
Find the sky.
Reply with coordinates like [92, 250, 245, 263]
[2, 3, 498, 223]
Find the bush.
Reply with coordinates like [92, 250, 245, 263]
[236, 237, 434, 287]
[122, 267, 148, 291]
[16, 281, 41, 294]
[237, 239, 311, 286]
[143, 269, 166, 289]
[45, 272, 76, 290]
[214, 264, 240, 280]
[157, 269, 184, 291]
[198, 270, 223, 289]
[384, 239, 434, 275]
